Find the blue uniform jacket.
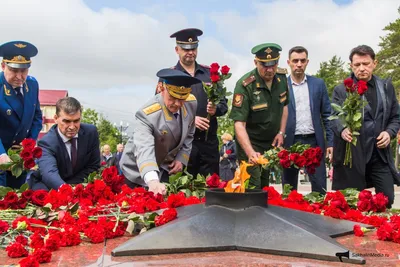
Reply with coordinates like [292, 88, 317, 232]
[0, 72, 42, 154]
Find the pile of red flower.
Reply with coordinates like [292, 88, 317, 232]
[274, 143, 323, 174]
[263, 186, 400, 244]
[0, 167, 203, 266]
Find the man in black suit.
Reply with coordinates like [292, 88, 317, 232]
[331, 45, 400, 207]
[114, 143, 124, 174]
[29, 97, 100, 190]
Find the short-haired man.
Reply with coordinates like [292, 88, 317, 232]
[331, 45, 400, 207]
[29, 97, 100, 190]
[0, 41, 42, 188]
[121, 69, 199, 195]
[283, 46, 333, 194]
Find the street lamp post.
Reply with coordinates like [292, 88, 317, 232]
[114, 121, 129, 144]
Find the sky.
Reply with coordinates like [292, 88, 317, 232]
[0, 0, 399, 131]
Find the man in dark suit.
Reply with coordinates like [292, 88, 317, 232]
[114, 143, 124, 174]
[29, 97, 100, 190]
[331, 45, 400, 207]
[283, 46, 333, 194]
[0, 41, 43, 188]
[101, 144, 117, 167]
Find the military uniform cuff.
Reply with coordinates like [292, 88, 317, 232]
[138, 161, 159, 177]
[175, 152, 189, 166]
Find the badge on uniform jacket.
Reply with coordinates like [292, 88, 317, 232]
[233, 94, 243, 107]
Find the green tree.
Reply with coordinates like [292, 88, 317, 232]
[81, 108, 121, 152]
[315, 55, 350, 97]
[217, 97, 234, 138]
[81, 108, 99, 125]
[375, 7, 400, 98]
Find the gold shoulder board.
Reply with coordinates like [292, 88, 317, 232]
[185, 94, 197, 102]
[277, 67, 288, 74]
[143, 103, 161, 115]
[242, 75, 256, 86]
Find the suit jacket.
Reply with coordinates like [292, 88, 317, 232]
[37, 123, 100, 189]
[0, 72, 42, 154]
[121, 93, 197, 186]
[101, 154, 117, 167]
[331, 75, 400, 190]
[219, 140, 237, 169]
[284, 75, 333, 150]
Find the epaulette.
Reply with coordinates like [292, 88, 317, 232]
[276, 67, 288, 75]
[199, 64, 210, 68]
[242, 75, 256, 87]
[185, 94, 196, 102]
[143, 103, 161, 115]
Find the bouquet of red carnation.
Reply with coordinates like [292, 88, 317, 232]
[0, 138, 42, 178]
[329, 78, 368, 167]
[206, 173, 227, 189]
[203, 63, 232, 140]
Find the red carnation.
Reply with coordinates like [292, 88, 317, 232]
[20, 149, 33, 160]
[356, 80, 368, 96]
[32, 147, 43, 159]
[210, 74, 220, 83]
[4, 191, 19, 209]
[221, 65, 230, 75]
[6, 242, 29, 257]
[353, 225, 364, 237]
[31, 190, 49, 206]
[21, 138, 36, 150]
[24, 158, 36, 169]
[101, 161, 106, 166]
[0, 219, 9, 234]
[218, 180, 228, 188]
[210, 63, 220, 74]
[167, 192, 186, 208]
[294, 155, 306, 168]
[206, 173, 220, 188]
[226, 149, 232, 155]
[15, 235, 28, 246]
[155, 208, 178, 226]
[19, 256, 39, 267]
[32, 247, 52, 263]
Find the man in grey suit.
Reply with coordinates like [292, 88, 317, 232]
[120, 69, 199, 195]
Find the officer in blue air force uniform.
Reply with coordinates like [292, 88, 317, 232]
[0, 41, 43, 188]
[121, 69, 199, 195]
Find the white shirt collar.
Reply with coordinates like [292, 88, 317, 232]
[291, 75, 307, 86]
[57, 127, 78, 143]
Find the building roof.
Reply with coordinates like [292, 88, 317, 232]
[39, 90, 68, 106]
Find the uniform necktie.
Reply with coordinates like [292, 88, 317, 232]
[15, 88, 24, 104]
[70, 138, 77, 170]
[174, 113, 179, 119]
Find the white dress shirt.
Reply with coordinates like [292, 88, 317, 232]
[57, 127, 78, 160]
[292, 76, 315, 135]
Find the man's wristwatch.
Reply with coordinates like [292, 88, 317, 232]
[278, 131, 286, 138]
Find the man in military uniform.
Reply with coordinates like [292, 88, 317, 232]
[121, 69, 199, 195]
[0, 41, 42, 188]
[230, 43, 289, 188]
[157, 28, 228, 179]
